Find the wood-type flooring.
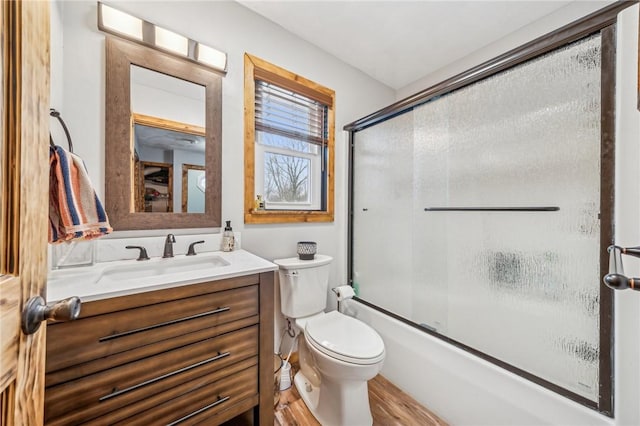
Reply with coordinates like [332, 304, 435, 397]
[274, 358, 448, 426]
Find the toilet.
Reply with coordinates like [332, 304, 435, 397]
[274, 254, 385, 426]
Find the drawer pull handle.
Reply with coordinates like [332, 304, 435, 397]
[166, 395, 231, 426]
[99, 306, 231, 342]
[99, 351, 231, 401]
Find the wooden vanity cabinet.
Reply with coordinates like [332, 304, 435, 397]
[44, 272, 274, 426]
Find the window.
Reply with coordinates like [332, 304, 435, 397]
[244, 54, 335, 223]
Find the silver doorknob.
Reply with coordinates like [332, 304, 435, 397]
[21, 296, 81, 335]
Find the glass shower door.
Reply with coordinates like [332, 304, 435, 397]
[352, 33, 604, 402]
[352, 112, 414, 319]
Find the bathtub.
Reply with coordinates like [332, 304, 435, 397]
[347, 300, 614, 425]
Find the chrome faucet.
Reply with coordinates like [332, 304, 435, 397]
[163, 234, 176, 258]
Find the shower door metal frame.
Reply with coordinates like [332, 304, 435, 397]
[345, 1, 633, 416]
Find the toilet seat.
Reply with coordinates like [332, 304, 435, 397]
[305, 311, 385, 365]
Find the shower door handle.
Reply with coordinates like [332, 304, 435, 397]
[603, 244, 640, 292]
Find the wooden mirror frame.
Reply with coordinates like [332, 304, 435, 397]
[105, 36, 222, 230]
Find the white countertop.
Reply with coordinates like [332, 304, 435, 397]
[47, 249, 278, 303]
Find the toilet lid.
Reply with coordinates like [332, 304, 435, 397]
[305, 311, 385, 364]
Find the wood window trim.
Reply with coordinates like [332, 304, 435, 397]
[244, 53, 335, 224]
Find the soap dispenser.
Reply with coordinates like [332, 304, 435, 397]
[222, 220, 235, 252]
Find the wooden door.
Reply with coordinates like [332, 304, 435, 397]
[1, 1, 51, 425]
[139, 161, 174, 213]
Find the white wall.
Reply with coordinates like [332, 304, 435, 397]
[131, 67, 206, 127]
[346, 4, 640, 425]
[396, 1, 613, 100]
[50, 0, 65, 144]
[612, 5, 640, 424]
[54, 0, 395, 343]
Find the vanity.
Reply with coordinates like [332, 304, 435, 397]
[43, 10, 275, 424]
[44, 248, 276, 425]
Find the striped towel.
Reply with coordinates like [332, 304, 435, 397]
[49, 145, 112, 243]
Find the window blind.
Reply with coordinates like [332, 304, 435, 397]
[255, 80, 328, 146]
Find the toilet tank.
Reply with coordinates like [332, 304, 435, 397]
[274, 255, 332, 319]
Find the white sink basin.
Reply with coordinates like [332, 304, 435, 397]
[97, 255, 230, 285]
[47, 249, 278, 303]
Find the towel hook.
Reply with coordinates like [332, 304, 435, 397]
[49, 108, 74, 153]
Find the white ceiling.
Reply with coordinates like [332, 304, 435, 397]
[135, 124, 206, 153]
[238, 1, 598, 90]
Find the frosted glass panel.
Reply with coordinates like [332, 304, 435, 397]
[352, 34, 602, 401]
[353, 112, 414, 318]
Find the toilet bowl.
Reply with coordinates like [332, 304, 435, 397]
[294, 311, 385, 426]
[274, 255, 386, 426]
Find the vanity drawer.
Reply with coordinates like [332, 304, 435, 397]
[110, 364, 258, 426]
[46, 315, 259, 388]
[46, 284, 259, 375]
[45, 325, 258, 425]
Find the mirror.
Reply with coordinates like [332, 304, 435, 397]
[138, 160, 173, 212]
[105, 36, 222, 230]
[182, 164, 206, 213]
[131, 65, 206, 215]
[132, 112, 206, 213]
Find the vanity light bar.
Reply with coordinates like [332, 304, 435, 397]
[196, 43, 227, 70]
[99, 3, 143, 40]
[154, 26, 189, 57]
[97, 2, 227, 73]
